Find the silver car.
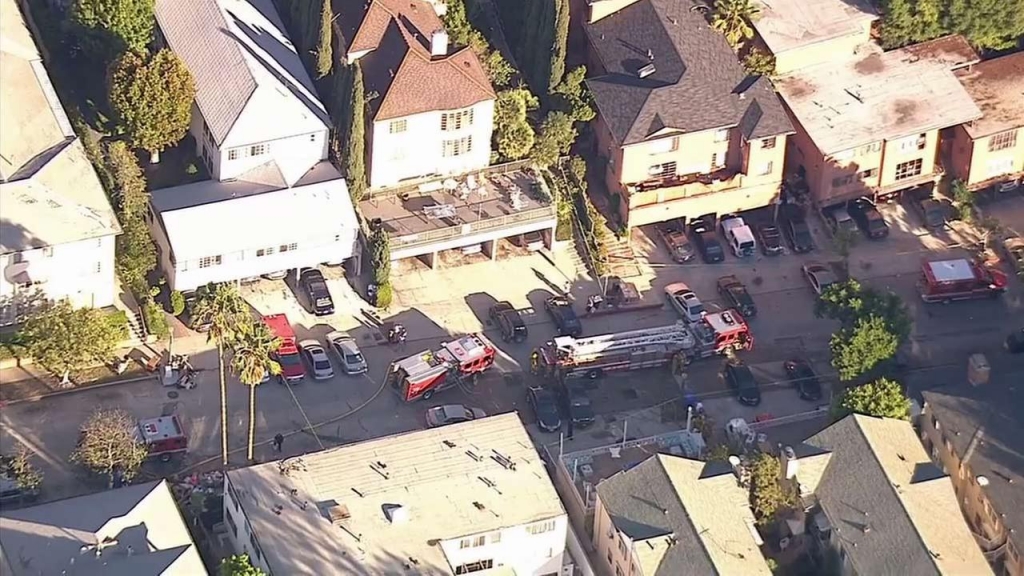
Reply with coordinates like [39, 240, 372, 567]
[425, 405, 487, 428]
[802, 262, 839, 295]
[327, 331, 367, 375]
[298, 339, 334, 380]
[664, 282, 706, 323]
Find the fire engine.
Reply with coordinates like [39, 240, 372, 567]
[918, 258, 1007, 303]
[533, 311, 752, 381]
[387, 334, 497, 401]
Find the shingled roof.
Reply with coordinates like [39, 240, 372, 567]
[585, 0, 792, 147]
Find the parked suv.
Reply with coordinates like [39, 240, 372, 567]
[722, 362, 761, 406]
[560, 383, 596, 428]
[847, 197, 890, 239]
[691, 219, 725, 263]
[489, 301, 528, 343]
[545, 296, 582, 337]
[824, 206, 859, 236]
[299, 268, 335, 316]
[780, 205, 814, 253]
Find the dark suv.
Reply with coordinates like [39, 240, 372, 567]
[489, 301, 528, 343]
[848, 198, 890, 239]
[560, 383, 596, 428]
[545, 296, 582, 337]
[780, 205, 814, 253]
[691, 220, 725, 263]
[299, 269, 335, 316]
[723, 362, 761, 406]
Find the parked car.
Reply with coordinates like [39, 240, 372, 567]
[527, 386, 562, 432]
[545, 296, 582, 337]
[784, 359, 822, 401]
[847, 198, 890, 239]
[716, 275, 756, 318]
[262, 270, 289, 280]
[0, 456, 40, 507]
[425, 404, 487, 428]
[489, 301, 528, 343]
[560, 383, 596, 428]
[908, 194, 948, 230]
[656, 220, 696, 262]
[326, 331, 367, 374]
[664, 282, 706, 323]
[722, 362, 761, 406]
[1001, 236, 1024, 277]
[780, 205, 814, 253]
[1006, 328, 1024, 354]
[298, 339, 334, 380]
[513, 230, 545, 251]
[757, 223, 783, 256]
[690, 220, 725, 263]
[299, 268, 335, 316]
[824, 206, 859, 237]
[802, 262, 838, 295]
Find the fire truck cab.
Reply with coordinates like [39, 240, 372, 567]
[136, 415, 188, 462]
[690, 310, 753, 356]
[918, 258, 1007, 303]
[388, 334, 497, 401]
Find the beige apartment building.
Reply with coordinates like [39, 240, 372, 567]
[946, 52, 1024, 194]
[583, 0, 793, 229]
[751, 0, 878, 75]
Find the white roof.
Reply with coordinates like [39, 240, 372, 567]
[226, 413, 565, 575]
[752, 0, 878, 55]
[927, 259, 974, 283]
[776, 43, 982, 155]
[151, 162, 357, 261]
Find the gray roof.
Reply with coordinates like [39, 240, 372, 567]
[585, 0, 793, 146]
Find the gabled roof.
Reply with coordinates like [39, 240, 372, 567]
[585, 0, 793, 147]
[0, 480, 207, 576]
[597, 454, 771, 576]
[0, 0, 120, 254]
[336, 0, 495, 121]
[955, 52, 1024, 139]
[154, 0, 329, 147]
[805, 414, 993, 576]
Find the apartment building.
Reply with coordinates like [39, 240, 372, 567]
[775, 36, 983, 207]
[593, 453, 771, 576]
[223, 413, 568, 575]
[947, 52, 1024, 194]
[337, 0, 496, 189]
[584, 0, 794, 229]
[750, 0, 878, 74]
[921, 384, 1024, 575]
[0, 0, 120, 324]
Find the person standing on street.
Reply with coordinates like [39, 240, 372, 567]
[273, 433, 284, 453]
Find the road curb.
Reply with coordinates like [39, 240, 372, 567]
[3, 374, 158, 405]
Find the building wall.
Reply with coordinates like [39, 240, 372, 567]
[0, 235, 117, 324]
[438, 515, 568, 576]
[949, 126, 1024, 188]
[388, 215, 557, 261]
[368, 99, 495, 189]
[223, 476, 272, 575]
[770, 25, 872, 75]
[878, 130, 940, 190]
[591, 497, 642, 576]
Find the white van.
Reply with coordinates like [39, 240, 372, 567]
[720, 216, 756, 257]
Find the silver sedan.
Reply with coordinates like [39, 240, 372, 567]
[298, 339, 334, 380]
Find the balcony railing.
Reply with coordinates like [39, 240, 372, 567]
[389, 204, 557, 251]
[626, 169, 744, 207]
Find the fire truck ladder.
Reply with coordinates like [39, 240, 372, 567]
[554, 323, 694, 358]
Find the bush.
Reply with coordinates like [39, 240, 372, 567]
[170, 290, 186, 316]
[105, 310, 130, 341]
[375, 282, 393, 309]
[142, 300, 169, 339]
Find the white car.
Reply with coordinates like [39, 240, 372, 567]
[327, 331, 367, 375]
[664, 282, 706, 323]
[802, 262, 839, 296]
[298, 339, 334, 380]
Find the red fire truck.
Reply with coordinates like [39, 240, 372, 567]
[387, 334, 497, 401]
[136, 415, 188, 462]
[918, 258, 1007, 303]
[263, 314, 304, 381]
[533, 311, 752, 382]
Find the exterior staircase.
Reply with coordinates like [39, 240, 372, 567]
[603, 236, 647, 282]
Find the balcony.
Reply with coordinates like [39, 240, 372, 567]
[627, 167, 742, 198]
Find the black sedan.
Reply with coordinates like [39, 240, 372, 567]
[299, 269, 334, 316]
[780, 205, 814, 253]
[1007, 328, 1024, 354]
[561, 383, 596, 428]
[545, 296, 582, 337]
[527, 386, 563, 432]
[716, 275, 757, 318]
[848, 198, 890, 239]
[723, 362, 761, 406]
[784, 359, 822, 401]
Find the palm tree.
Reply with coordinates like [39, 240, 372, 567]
[190, 283, 247, 466]
[711, 0, 760, 48]
[229, 319, 281, 462]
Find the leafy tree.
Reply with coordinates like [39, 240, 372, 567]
[947, 0, 1024, 50]
[375, 282, 394, 309]
[72, 408, 149, 488]
[831, 226, 858, 263]
[532, 111, 577, 168]
[711, 0, 760, 48]
[550, 67, 595, 123]
[482, 50, 514, 88]
[23, 301, 122, 385]
[0, 446, 43, 494]
[344, 62, 367, 201]
[220, 554, 266, 576]
[370, 228, 392, 285]
[142, 299, 169, 339]
[71, 0, 155, 55]
[191, 284, 248, 466]
[743, 48, 776, 77]
[230, 319, 282, 462]
[830, 315, 901, 381]
[816, 280, 911, 344]
[704, 444, 731, 462]
[493, 88, 538, 160]
[170, 290, 186, 316]
[108, 49, 195, 161]
[749, 452, 796, 524]
[879, 0, 916, 48]
[951, 179, 975, 222]
[548, 0, 570, 91]
[832, 377, 911, 421]
[314, 0, 333, 78]
[105, 142, 156, 295]
[914, 0, 946, 42]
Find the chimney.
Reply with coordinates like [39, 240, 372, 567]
[638, 63, 657, 79]
[431, 30, 449, 57]
[780, 446, 799, 481]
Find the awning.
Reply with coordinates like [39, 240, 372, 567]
[4, 260, 51, 284]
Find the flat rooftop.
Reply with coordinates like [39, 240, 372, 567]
[956, 52, 1024, 138]
[752, 0, 877, 55]
[227, 413, 564, 575]
[776, 41, 983, 155]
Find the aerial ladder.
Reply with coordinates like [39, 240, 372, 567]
[551, 322, 696, 361]
[535, 323, 698, 381]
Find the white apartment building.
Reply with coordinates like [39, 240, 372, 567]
[0, 0, 120, 324]
[223, 413, 568, 575]
[338, 0, 496, 188]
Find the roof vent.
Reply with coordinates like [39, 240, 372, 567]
[327, 504, 351, 525]
[384, 504, 409, 524]
[638, 63, 657, 79]
[646, 49, 654, 60]
[431, 30, 449, 57]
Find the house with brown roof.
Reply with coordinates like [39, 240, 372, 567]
[946, 52, 1024, 194]
[336, 0, 496, 189]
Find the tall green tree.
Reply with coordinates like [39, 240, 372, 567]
[72, 408, 149, 488]
[105, 141, 156, 295]
[314, 0, 333, 79]
[71, 0, 155, 55]
[830, 315, 901, 381]
[832, 378, 911, 421]
[749, 452, 797, 524]
[220, 554, 266, 576]
[108, 49, 195, 162]
[947, 0, 1024, 50]
[816, 280, 911, 344]
[711, 0, 760, 48]
[230, 319, 281, 463]
[343, 62, 367, 201]
[532, 111, 577, 168]
[548, 0, 570, 92]
[550, 66, 595, 123]
[191, 284, 248, 466]
[914, 0, 946, 42]
[23, 302, 122, 385]
[879, 0, 917, 48]
[493, 88, 539, 160]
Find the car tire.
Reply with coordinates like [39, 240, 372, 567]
[586, 368, 602, 380]
[422, 389, 434, 400]
[159, 453, 172, 463]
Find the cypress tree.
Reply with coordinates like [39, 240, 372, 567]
[548, 0, 570, 92]
[315, 0, 333, 78]
[344, 62, 367, 202]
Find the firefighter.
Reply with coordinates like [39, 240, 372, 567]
[530, 350, 540, 374]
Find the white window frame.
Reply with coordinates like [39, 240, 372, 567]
[442, 136, 473, 158]
[759, 161, 773, 175]
[250, 143, 269, 157]
[714, 129, 730, 143]
[895, 158, 923, 181]
[198, 255, 222, 269]
[528, 519, 556, 535]
[228, 149, 239, 161]
[256, 247, 276, 257]
[761, 137, 776, 149]
[389, 119, 408, 134]
[278, 242, 298, 253]
[988, 129, 1017, 152]
[441, 108, 474, 131]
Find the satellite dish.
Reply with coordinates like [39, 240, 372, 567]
[977, 476, 989, 486]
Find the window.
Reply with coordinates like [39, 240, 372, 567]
[988, 157, 1014, 178]
[649, 162, 677, 178]
[490, 531, 502, 544]
[310, 133, 317, 142]
[94, 262, 102, 274]
[390, 119, 408, 134]
[649, 136, 679, 154]
[225, 511, 238, 536]
[617, 537, 627, 555]
[279, 242, 298, 253]
[711, 152, 723, 168]
[859, 168, 878, 179]
[42, 247, 54, 257]
[198, 255, 222, 269]
[528, 520, 556, 535]
[615, 565, 624, 576]
[248, 532, 262, 560]
[441, 109, 474, 131]
[228, 149, 239, 161]
[714, 129, 729, 142]
[97, 237, 104, 248]
[762, 137, 776, 149]
[442, 136, 473, 157]
[250, 144, 268, 157]
[759, 161, 774, 175]
[895, 158, 923, 180]
[454, 560, 493, 574]
[459, 535, 486, 549]
[988, 129, 1017, 152]
[897, 133, 927, 152]
[256, 247, 276, 257]
[607, 550, 614, 565]
[860, 142, 882, 155]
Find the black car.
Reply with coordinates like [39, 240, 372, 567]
[299, 269, 335, 316]
[489, 301, 528, 343]
[757, 223, 783, 256]
[560, 383, 596, 428]
[527, 386, 563, 432]
[716, 275, 757, 318]
[784, 359, 822, 401]
[691, 221, 725, 263]
[1006, 328, 1024, 353]
[545, 296, 582, 337]
[847, 198, 890, 239]
[723, 362, 761, 406]
[780, 205, 814, 253]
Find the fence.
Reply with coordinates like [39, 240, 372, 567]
[364, 159, 536, 201]
[388, 204, 557, 252]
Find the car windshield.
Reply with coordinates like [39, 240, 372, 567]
[345, 353, 364, 364]
[278, 353, 301, 366]
[688, 302, 705, 315]
[570, 395, 591, 408]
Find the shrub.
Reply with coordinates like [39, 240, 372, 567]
[375, 282, 393, 309]
[142, 300, 169, 339]
[105, 310, 130, 341]
[170, 290, 186, 316]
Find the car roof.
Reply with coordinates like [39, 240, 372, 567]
[665, 282, 692, 293]
[718, 275, 740, 285]
[300, 268, 324, 279]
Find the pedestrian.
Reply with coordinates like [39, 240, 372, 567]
[273, 433, 284, 453]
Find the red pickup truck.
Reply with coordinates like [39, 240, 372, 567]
[263, 314, 305, 381]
